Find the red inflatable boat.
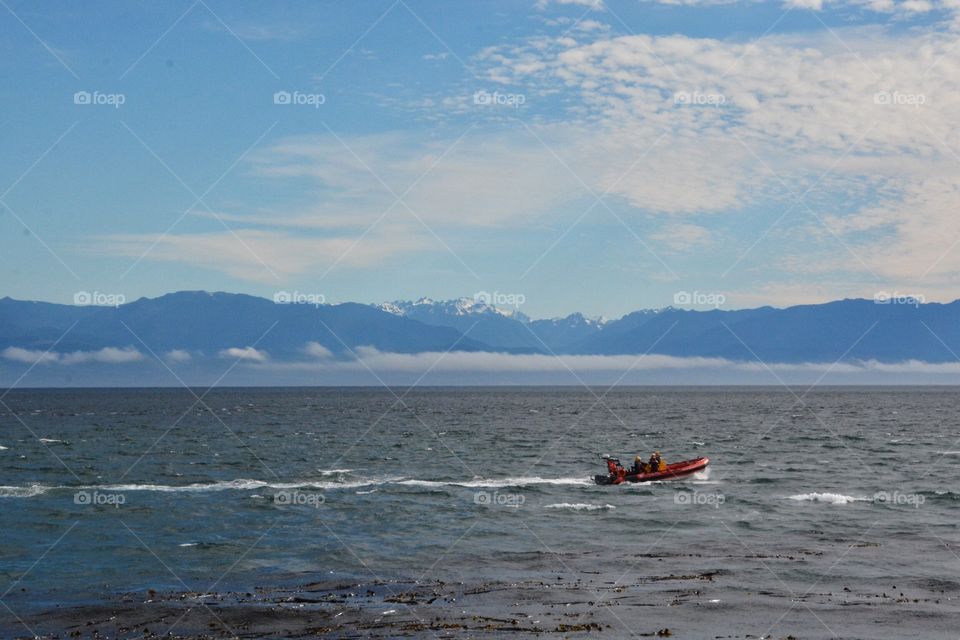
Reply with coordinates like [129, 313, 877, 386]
[594, 455, 709, 485]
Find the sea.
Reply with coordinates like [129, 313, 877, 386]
[1, 387, 959, 639]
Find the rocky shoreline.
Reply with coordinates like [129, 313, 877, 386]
[20, 572, 719, 639]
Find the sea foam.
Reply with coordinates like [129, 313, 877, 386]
[788, 492, 869, 505]
[544, 503, 616, 511]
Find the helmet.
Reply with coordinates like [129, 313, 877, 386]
[655, 451, 661, 456]
[635, 455, 642, 461]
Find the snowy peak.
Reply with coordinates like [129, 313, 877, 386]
[542, 312, 609, 328]
[377, 297, 531, 322]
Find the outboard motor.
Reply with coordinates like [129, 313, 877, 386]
[595, 455, 625, 485]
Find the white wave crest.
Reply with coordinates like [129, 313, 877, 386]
[0, 475, 594, 498]
[100, 477, 388, 493]
[788, 492, 869, 505]
[544, 502, 616, 511]
[0, 485, 48, 498]
[398, 476, 592, 489]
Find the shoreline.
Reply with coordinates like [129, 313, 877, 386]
[13, 567, 955, 639]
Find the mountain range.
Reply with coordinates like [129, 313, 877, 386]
[2, 292, 959, 366]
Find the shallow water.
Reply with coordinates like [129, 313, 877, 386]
[1, 387, 959, 638]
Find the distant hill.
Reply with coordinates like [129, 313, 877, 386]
[570, 299, 960, 363]
[2, 293, 960, 365]
[0, 292, 493, 360]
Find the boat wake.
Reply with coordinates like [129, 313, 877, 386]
[0, 475, 594, 498]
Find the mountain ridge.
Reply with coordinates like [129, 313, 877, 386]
[2, 292, 959, 365]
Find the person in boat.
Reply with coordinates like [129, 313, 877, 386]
[632, 455, 648, 475]
[606, 457, 624, 476]
[649, 451, 667, 472]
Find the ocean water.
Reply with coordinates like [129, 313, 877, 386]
[1, 387, 959, 638]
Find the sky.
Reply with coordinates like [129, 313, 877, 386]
[2, 0, 960, 319]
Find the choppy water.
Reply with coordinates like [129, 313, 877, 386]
[2, 387, 960, 638]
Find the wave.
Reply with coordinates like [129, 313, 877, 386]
[318, 468, 352, 475]
[38, 438, 66, 444]
[0, 485, 48, 498]
[544, 503, 615, 511]
[688, 468, 717, 484]
[918, 489, 960, 501]
[99, 478, 389, 492]
[0, 475, 594, 498]
[397, 476, 592, 489]
[0, 445, 8, 450]
[788, 492, 869, 505]
[935, 451, 960, 455]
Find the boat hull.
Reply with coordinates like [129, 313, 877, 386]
[594, 456, 709, 485]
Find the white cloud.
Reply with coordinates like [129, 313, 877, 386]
[256, 347, 960, 377]
[60, 347, 144, 365]
[219, 346, 269, 362]
[535, 0, 606, 10]
[650, 223, 712, 252]
[638, 0, 949, 12]
[165, 349, 193, 363]
[303, 342, 334, 359]
[94, 227, 429, 283]
[474, 24, 960, 295]
[90, 6, 960, 305]
[1, 347, 60, 365]
[248, 131, 589, 228]
[2, 346, 143, 365]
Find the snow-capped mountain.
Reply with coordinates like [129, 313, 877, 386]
[377, 297, 530, 322]
[374, 298, 607, 352]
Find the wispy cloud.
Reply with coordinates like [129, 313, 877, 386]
[92, 227, 429, 282]
[2, 347, 144, 365]
[219, 346, 269, 362]
[303, 342, 334, 359]
[249, 347, 960, 378]
[200, 19, 305, 42]
[165, 349, 193, 363]
[470, 21, 960, 296]
[535, 0, 606, 11]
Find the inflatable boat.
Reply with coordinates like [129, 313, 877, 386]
[594, 456, 709, 485]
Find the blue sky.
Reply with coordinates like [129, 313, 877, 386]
[2, 0, 959, 319]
